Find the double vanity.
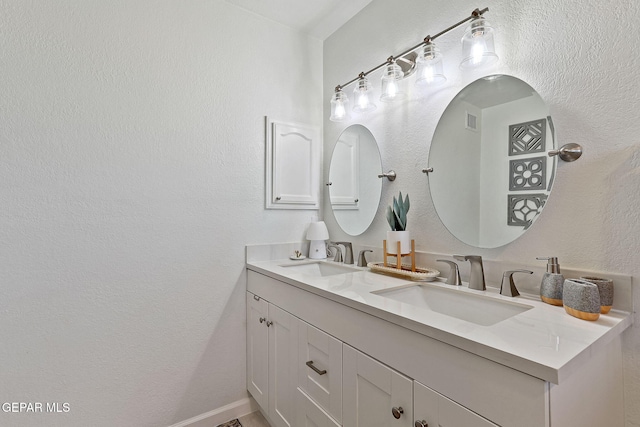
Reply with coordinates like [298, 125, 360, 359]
[247, 74, 631, 426]
[246, 246, 632, 427]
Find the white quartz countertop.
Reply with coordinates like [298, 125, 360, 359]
[246, 258, 633, 384]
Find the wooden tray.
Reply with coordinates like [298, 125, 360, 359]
[367, 262, 439, 282]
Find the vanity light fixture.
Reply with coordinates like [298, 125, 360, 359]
[416, 40, 446, 87]
[329, 87, 349, 122]
[460, 15, 498, 69]
[380, 57, 406, 103]
[329, 7, 496, 121]
[353, 73, 377, 113]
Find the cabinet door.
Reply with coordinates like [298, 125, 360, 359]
[247, 293, 269, 410]
[298, 320, 343, 423]
[266, 119, 320, 210]
[343, 345, 413, 427]
[296, 388, 341, 427]
[414, 381, 498, 427]
[268, 303, 299, 427]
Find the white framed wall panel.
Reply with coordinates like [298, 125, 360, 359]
[266, 117, 321, 209]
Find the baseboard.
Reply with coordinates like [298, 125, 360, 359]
[169, 397, 259, 427]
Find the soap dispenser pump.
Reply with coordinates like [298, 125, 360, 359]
[537, 257, 564, 306]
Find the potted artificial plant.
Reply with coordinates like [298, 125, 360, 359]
[386, 191, 411, 255]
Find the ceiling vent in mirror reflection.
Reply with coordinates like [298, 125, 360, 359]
[328, 124, 382, 236]
[466, 112, 478, 131]
[428, 74, 556, 249]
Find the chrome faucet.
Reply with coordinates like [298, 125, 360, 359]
[334, 241, 354, 265]
[357, 250, 373, 267]
[500, 270, 533, 297]
[327, 244, 343, 262]
[453, 255, 486, 290]
[436, 260, 461, 286]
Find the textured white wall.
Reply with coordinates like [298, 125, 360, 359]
[0, 1, 322, 426]
[323, 0, 640, 425]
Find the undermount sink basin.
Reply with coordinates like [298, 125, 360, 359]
[373, 284, 533, 326]
[280, 261, 360, 277]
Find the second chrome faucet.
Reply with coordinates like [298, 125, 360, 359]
[333, 241, 354, 265]
[453, 255, 486, 290]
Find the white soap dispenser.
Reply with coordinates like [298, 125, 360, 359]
[537, 256, 565, 306]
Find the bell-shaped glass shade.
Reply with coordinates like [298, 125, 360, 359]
[353, 77, 377, 113]
[380, 62, 406, 103]
[330, 90, 349, 122]
[415, 42, 446, 86]
[460, 16, 498, 69]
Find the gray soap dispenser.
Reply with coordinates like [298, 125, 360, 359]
[537, 257, 564, 306]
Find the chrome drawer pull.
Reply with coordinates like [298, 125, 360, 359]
[306, 360, 327, 376]
[253, 295, 260, 301]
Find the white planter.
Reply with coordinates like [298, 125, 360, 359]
[386, 230, 411, 255]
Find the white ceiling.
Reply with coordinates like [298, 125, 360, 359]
[226, 0, 373, 40]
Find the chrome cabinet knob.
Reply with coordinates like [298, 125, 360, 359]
[392, 406, 404, 419]
[266, 320, 273, 327]
[259, 317, 266, 323]
[415, 421, 428, 427]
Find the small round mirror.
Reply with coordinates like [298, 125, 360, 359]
[428, 75, 556, 248]
[329, 125, 382, 236]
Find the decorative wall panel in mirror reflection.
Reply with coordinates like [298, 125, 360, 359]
[509, 157, 547, 191]
[428, 75, 556, 248]
[509, 119, 547, 155]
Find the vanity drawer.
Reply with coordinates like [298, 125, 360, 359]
[414, 380, 499, 427]
[297, 320, 343, 423]
[296, 388, 341, 427]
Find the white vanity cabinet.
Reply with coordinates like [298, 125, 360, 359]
[246, 269, 625, 427]
[343, 345, 413, 427]
[246, 293, 298, 427]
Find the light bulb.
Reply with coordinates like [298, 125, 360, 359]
[387, 80, 397, 97]
[471, 39, 486, 65]
[357, 93, 367, 109]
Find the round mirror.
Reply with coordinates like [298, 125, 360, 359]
[428, 75, 556, 248]
[329, 125, 383, 236]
